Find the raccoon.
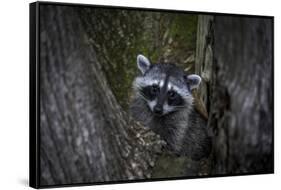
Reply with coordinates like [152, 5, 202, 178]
[130, 55, 211, 160]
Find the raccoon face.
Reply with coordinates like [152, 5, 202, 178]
[134, 54, 201, 116]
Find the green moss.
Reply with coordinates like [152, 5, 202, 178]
[83, 9, 198, 109]
[152, 153, 190, 178]
[170, 14, 198, 50]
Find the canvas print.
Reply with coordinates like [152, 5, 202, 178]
[29, 2, 274, 188]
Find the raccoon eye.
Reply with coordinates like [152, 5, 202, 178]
[150, 84, 159, 95]
[168, 91, 177, 100]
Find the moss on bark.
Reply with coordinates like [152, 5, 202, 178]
[79, 8, 198, 109]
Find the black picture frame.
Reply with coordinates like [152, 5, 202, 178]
[30, 1, 274, 188]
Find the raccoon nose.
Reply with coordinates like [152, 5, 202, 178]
[153, 105, 163, 115]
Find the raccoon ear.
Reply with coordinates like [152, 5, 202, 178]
[137, 54, 151, 74]
[185, 74, 201, 90]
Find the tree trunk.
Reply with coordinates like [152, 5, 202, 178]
[195, 15, 273, 174]
[39, 5, 163, 186]
[38, 4, 273, 186]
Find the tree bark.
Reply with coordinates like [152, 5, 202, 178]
[195, 15, 273, 174]
[39, 5, 163, 186]
[38, 5, 273, 186]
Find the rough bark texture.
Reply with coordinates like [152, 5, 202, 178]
[195, 15, 214, 114]
[195, 15, 273, 174]
[39, 4, 200, 186]
[38, 4, 273, 186]
[39, 5, 163, 186]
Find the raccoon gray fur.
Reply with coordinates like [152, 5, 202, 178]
[130, 55, 211, 161]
